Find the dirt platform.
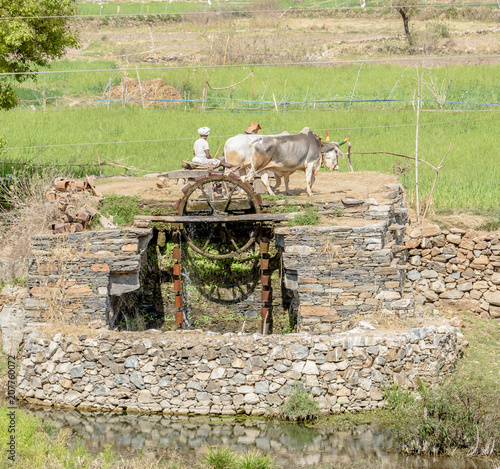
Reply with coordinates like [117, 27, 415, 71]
[95, 170, 401, 205]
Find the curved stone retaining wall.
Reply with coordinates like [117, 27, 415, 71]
[18, 326, 463, 414]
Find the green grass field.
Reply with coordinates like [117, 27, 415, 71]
[73, 0, 379, 18]
[73, 0, 497, 17]
[1, 62, 499, 211]
[12, 61, 500, 110]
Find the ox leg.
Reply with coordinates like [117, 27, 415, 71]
[305, 166, 314, 197]
[261, 172, 275, 196]
[241, 169, 254, 183]
[284, 174, 291, 196]
[272, 172, 282, 191]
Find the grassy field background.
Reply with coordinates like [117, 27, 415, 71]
[1, 61, 499, 211]
[73, 0, 500, 16]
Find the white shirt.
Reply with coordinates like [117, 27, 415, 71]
[193, 138, 209, 159]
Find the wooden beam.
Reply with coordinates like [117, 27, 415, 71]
[165, 170, 211, 179]
[134, 213, 304, 223]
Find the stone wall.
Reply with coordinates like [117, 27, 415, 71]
[277, 218, 411, 333]
[26, 229, 152, 328]
[404, 225, 500, 318]
[17, 326, 463, 414]
[274, 183, 412, 332]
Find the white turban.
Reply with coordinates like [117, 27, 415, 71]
[198, 126, 210, 136]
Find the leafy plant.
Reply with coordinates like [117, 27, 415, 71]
[278, 383, 320, 421]
[0, 0, 78, 110]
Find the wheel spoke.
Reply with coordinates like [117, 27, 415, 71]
[222, 182, 239, 213]
[223, 224, 242, 252]
[199, 183, 218, 214]
[201, 225, 216, 250]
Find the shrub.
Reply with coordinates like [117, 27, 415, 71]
[392, 377, 500, 456]
[279, 383, 320, 421]
[236, 451, 276, 469]
[203, 446, 238, 469]
[384, 382, 416, 411]
[287, 205, 320, 227]
[427, 22, 450, 38]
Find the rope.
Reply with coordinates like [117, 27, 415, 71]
[206, 72, 253, 91]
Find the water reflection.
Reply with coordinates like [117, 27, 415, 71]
[25, 406, 494, 469]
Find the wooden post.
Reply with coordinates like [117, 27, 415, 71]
[346, 136, 354, 172]
[223, 34, 230, 66]
[97, 149, 103, 177]
[121, 70, 125, 107]
[135, 65, 146, 109]
[415, 69, 421, 223]
[107, 78, 112, 110]
[172, 232, 183, 329]
[260, 237, 271, 334]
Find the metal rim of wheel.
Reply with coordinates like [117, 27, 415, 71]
[177, 174, 261, 260]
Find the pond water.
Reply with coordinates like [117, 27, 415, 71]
[26, 406, 494, 469]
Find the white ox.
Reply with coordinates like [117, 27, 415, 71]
[224, 132, 290, 193]
[243, 127, 344, 197]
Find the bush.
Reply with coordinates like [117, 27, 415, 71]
[279, 383, 320, 421]
[236, 450, 277, 469]
[392, 377, 500, 456]
[426, 22, 450, 39]
[384, 382, 416, 411]
[203, 446, 238, 469]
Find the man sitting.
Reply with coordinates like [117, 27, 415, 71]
[193, 127, 241, 170]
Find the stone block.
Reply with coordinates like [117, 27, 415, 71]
[301, 306, 338, 318]
[484, 291, 500, 307]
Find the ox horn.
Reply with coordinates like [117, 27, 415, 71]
[325, 130, 330, 142]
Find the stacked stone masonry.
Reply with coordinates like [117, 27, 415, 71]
[404, 224, 500, 319]
[18, 327, 463, 414]
[276, 184, 411, 332]
[26, 229, 152, 328]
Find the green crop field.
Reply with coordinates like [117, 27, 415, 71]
[74, 0, 495, 17]
[1, 61, 499, 212]
[74, 0, 372, 18]
[11, 61, 500, 111]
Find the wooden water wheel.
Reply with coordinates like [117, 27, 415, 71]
[176, 173, 262, 259]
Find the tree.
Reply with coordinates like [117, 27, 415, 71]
[0, 0, 78, 110]
[390, 0, 418, 46]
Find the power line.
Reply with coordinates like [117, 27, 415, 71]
[0, 3, 498, 20]
[1, 54, 499, 77]
[16, 96, 500, 106]
[4, 117, 500, 151]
